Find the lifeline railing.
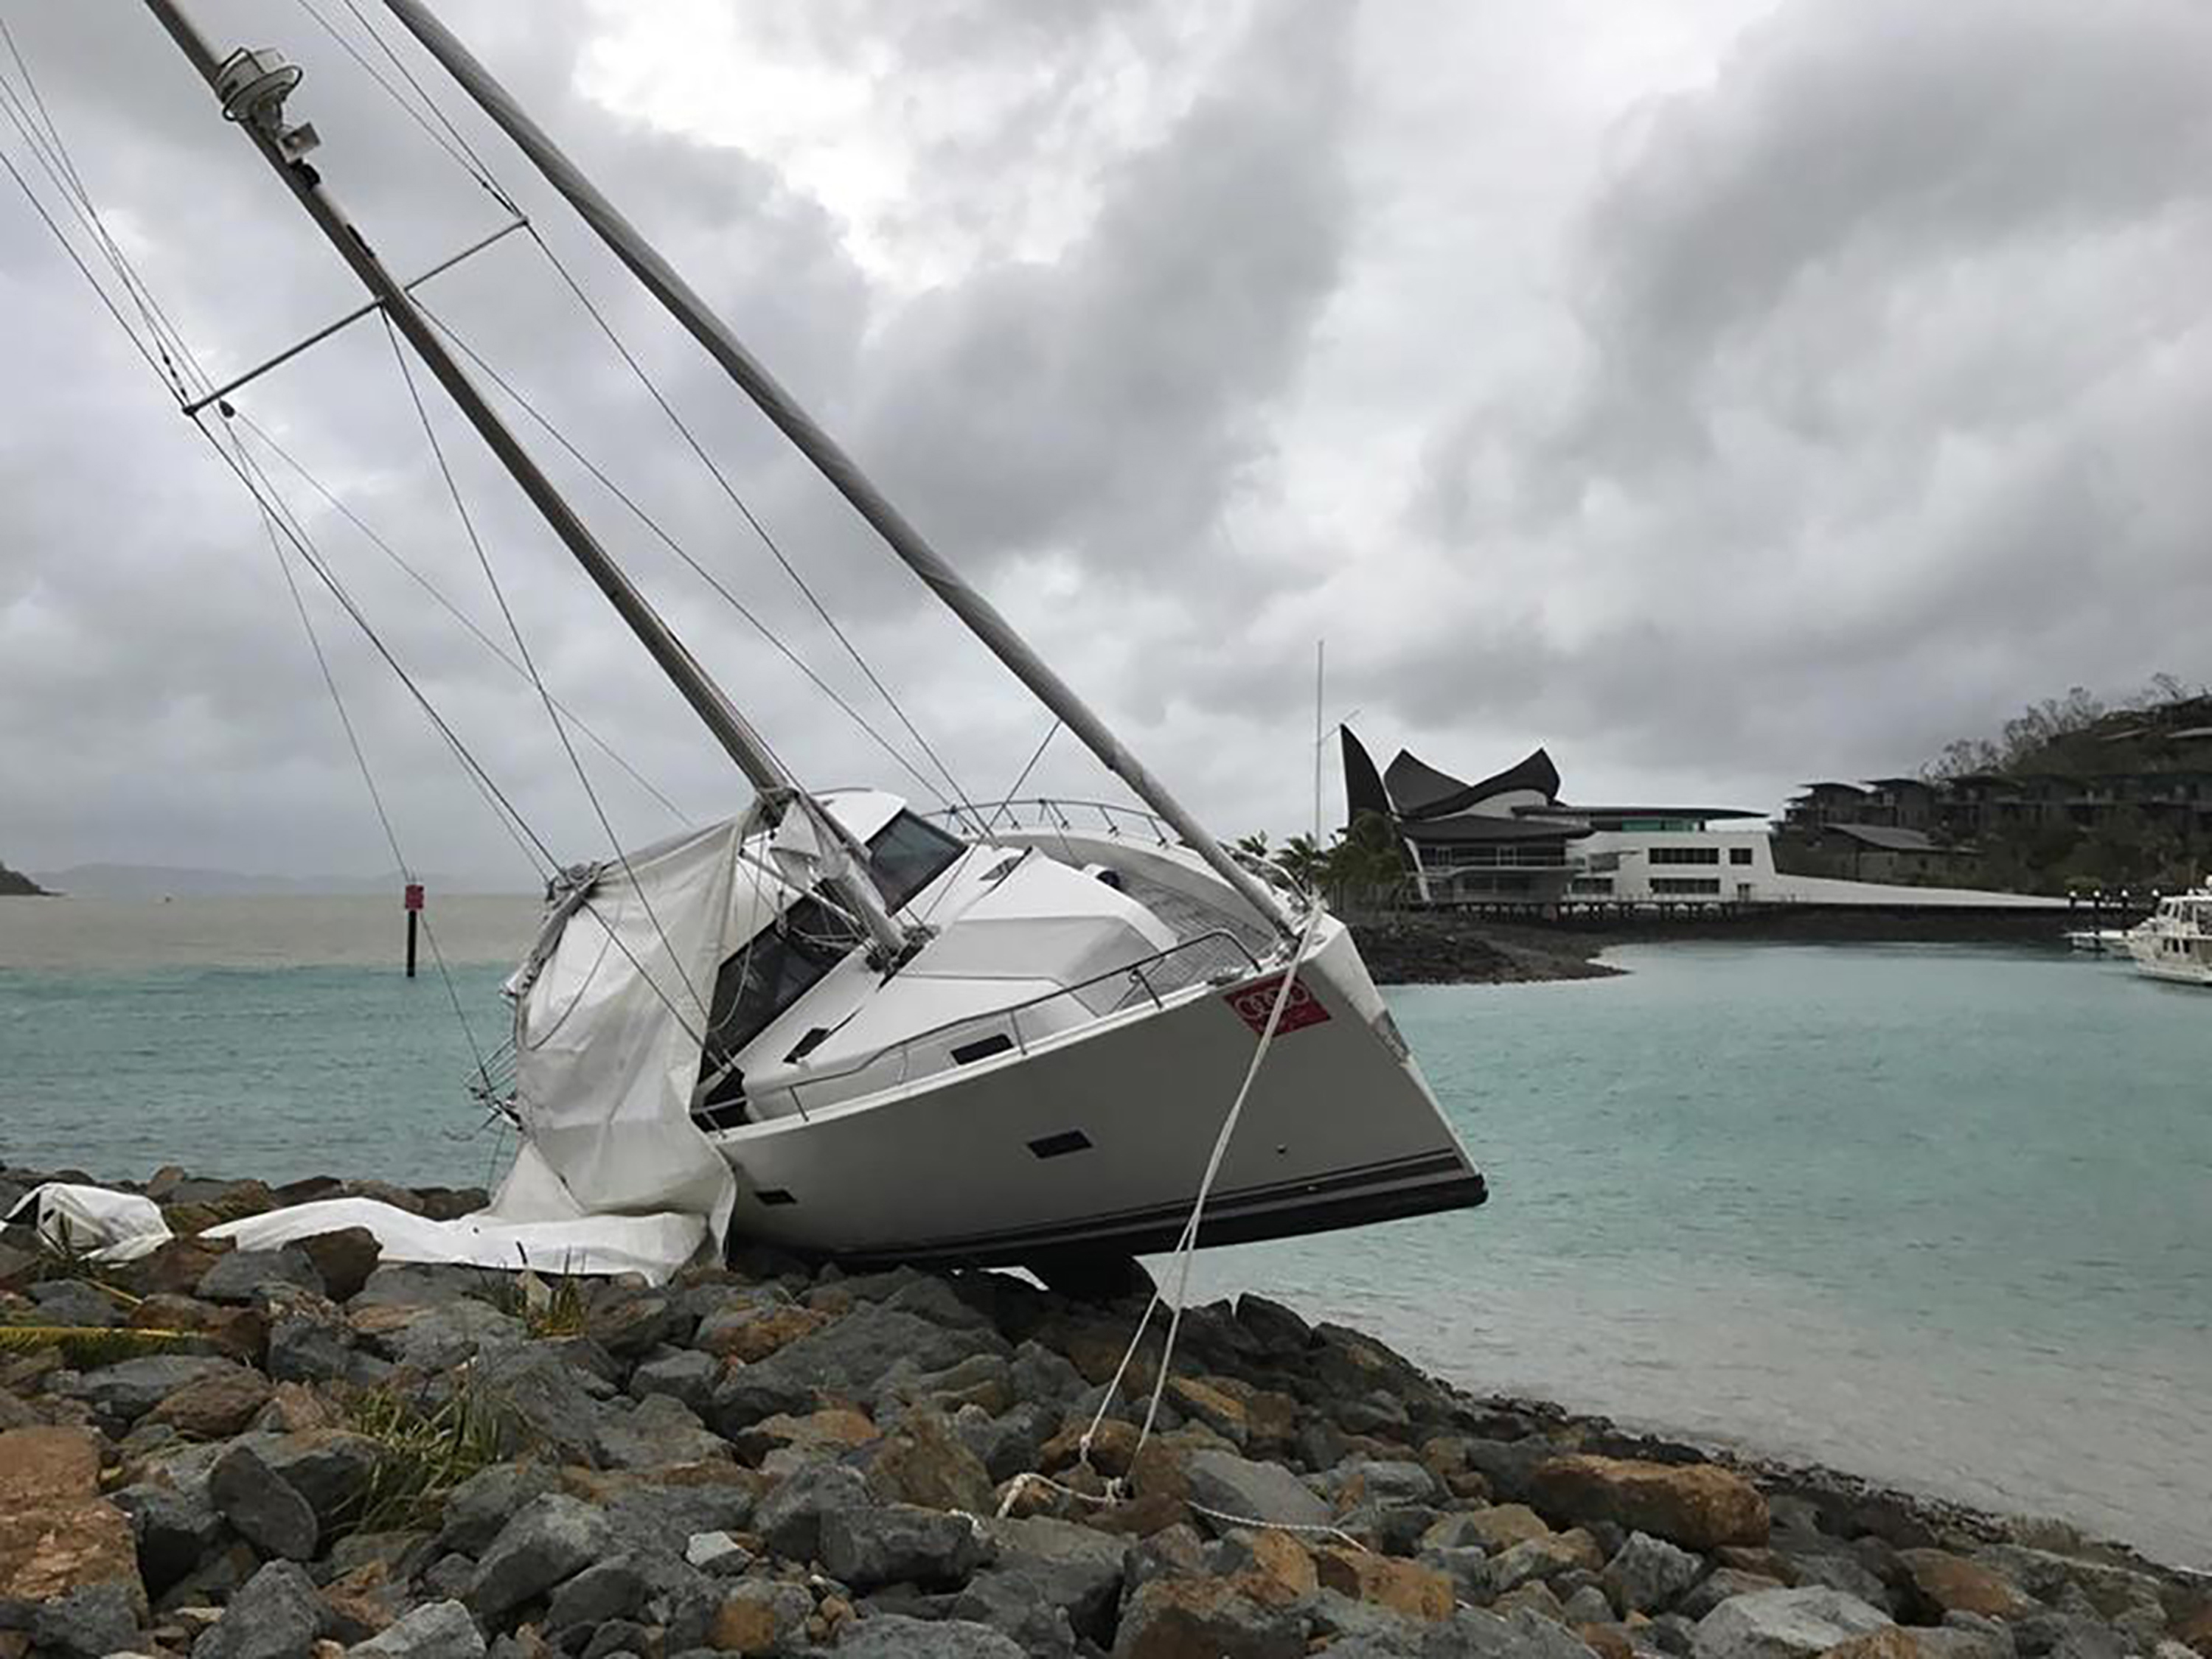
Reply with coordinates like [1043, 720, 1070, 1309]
[936, 796, 1313, 903]
[932, 795, 1180, 842]
[733, 924, 1279, 1123]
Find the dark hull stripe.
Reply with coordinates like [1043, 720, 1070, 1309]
[785, 1147, 1486, 1267]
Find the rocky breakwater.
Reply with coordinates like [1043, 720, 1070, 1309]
[2, 1166, 2208, 1659]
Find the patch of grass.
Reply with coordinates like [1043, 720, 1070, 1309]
[33, 1217, 142, 1307]
[341, 1379, 507, 1537]
[0, 1324, 201, 1366]
[489, 1251, 589, 1340]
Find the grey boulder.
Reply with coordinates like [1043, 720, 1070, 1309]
[192, 1559, 327, 1659]
[1695, 1587, 1894, 1659]
[198, 1245, 325, 1304]
[209, 1443, 319, 1562]
[1182, 1448, 1332, 1531]
[818, 1503, 985, 1590]
[754, 1460, 873, 1564]
[466, 1494, 615, 1619]
[1604, 1531, 1707, 1614]
[347, 1600, 487, 1659]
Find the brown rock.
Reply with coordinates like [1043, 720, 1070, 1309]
[1127, 1439, 1192, 1505]
[1528, 1455, 1770, 1550]
[1085, 1490, 1191, 1538]
[863, 1410, 994, 1513]
[1820, 1628, 1924, 1659]
[2173, 1603, 2212, 1659]
[150, 1368, 273, 1439]
[1165, 1377, 1248, 1445]
[1043, 1419, 1143, 1480]
[130, 1237, 234, 1299]
[1315, 1545, 1455, 1623]
[1111, 1575, 1304, 1659]
[319, 1562, 397, 1641]
[130, 1294, 267, 1365]
[709, 1596, 777, 1655]
[1228, 1530, 1318, 1607]
[259, 1381, 341, 1434]
[700, 1304, 830, 1362]
[1456, 1503, 1556, 1552]
[0, 1427, 143, 1613]
[1897, 1550, 2038, 1621]
[994, 1472, 1063, 1520]
[735, 1407, 877, 1464]
[1582, 1623, 1639, 1659]
[1719, 1545, 1791, 1578]
[1242, 1389, 1298, 1453]
[296, 1229, 382, 1302]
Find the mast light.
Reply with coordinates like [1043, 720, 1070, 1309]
[214, 47, 318, 158]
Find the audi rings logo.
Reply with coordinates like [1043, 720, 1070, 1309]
[1224, 972, 1332, 1036]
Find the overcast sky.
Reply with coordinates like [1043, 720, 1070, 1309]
[4, 0, 2209, 885]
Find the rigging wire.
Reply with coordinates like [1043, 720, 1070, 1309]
[234, 411, 694, 826]
[519, 223, 986, 832]
[0, 44, 552, 880]
[0, 40, 211, 406]
[309, 0, 978, 833]
[291, 0, 509, 206]
[0, 38, 722, 1061]
[332, 0, 515, 207]
[377, 308, 711, 1026]
[990, 718, 1062, 828]
[206, 422, 557, 877]
[414, 302, 963, 814]
[256, 500, 493, 1087]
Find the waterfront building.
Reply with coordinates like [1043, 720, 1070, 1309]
[1341, 729, 2061, 912]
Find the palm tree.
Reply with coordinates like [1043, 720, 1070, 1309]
[1324, 811, 1410, 915]
[1272, 832, 1331, 896]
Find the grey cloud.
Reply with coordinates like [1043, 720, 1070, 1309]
[7, 0, 2212, 883]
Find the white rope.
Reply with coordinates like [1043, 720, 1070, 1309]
[993, 1470, 1372, 1554]
[998, 896, 1326, 1536]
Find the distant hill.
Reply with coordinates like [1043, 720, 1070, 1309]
[0, 860, 53, 897]
[27, 864, 527, 899]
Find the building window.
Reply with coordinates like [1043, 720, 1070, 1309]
[1570, 877, 1613, 895]
[1650, 877, 1721, 895]
[1729, 846, 1753, 866]
[1649, 846, 1720, 866]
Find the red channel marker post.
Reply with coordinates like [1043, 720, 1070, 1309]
[404, 881, 425, 979]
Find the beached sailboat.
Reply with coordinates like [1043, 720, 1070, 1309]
[78, 4, 1486, 1277]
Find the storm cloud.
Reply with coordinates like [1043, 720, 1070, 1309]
[3, 0, 2208, 883]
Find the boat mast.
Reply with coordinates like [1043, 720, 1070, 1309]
[139, 0, 911, 964]
[375, 0, 1297, 938]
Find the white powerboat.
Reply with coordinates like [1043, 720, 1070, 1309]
[2124, 890, 2212, 986]
[81, 4, 1486, 1276]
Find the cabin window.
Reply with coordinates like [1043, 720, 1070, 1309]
[696, 894, 852, 1107]
[867, 810, 964, 911]
[1730, 846, 1754, 866]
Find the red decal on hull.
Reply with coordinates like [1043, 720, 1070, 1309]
[1225, 972, 1332, 1035]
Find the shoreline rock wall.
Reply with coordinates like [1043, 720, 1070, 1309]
[1, 1159, 2205, 1659]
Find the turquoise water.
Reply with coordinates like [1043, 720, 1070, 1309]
[1192, 943, 2212, 1567]
[2, 902, 2205, 1563]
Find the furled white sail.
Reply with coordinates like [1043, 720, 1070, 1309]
[504, 818, 740, 1244]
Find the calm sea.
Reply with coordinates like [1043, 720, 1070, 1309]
[2, 899, 2205, 1565]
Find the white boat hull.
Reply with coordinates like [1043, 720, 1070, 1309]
[2126, 936, 2212, 984]
[703, 918, 1482, 1263]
